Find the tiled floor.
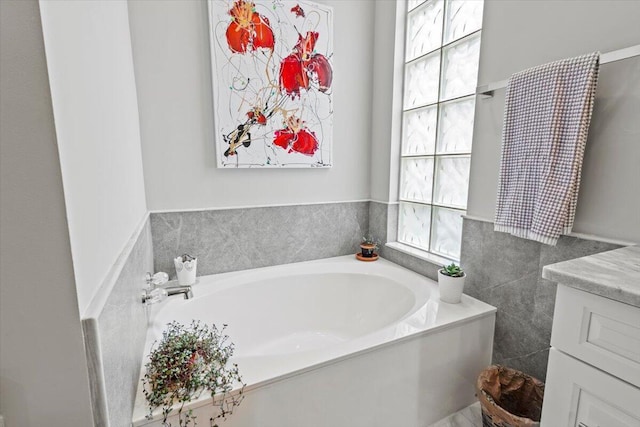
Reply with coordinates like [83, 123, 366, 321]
[428, 402, 483, 427]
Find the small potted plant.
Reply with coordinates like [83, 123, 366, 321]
[438, 263, 466, 303]
[143, 320, 245, 427]
[359, 235, 380, 259]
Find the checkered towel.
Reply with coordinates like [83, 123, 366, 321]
[494, 52, 600, 245]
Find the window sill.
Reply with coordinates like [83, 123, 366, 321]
[385, 242, 454, 268]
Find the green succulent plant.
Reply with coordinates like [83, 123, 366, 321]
[441, 263, 464, 278]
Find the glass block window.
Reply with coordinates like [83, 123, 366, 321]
[398, 0, 483, 261]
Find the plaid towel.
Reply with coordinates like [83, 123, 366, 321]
[494, 52, 600, 245]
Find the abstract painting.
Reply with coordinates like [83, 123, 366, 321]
[208, 0, 334, 168]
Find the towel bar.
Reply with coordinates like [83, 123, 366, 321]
[476, 44, 640, 98]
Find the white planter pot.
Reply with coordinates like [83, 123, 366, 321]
[438, 269, 466, 304]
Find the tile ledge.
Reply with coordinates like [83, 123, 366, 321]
[82, 212, 149, 320]
[150, 199, 371, 214]
[462, 215, 636, 247]
[385, 242, 452, 267]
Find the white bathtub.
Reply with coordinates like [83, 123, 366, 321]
[132, 255, 496, 427]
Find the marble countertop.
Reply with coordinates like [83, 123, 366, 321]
[542, 245, 640, 307]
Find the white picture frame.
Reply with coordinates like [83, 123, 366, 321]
[208, 0, 334, 168]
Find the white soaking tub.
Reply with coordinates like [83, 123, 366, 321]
[132, 255, 496, 427]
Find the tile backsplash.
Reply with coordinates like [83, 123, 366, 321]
[150, 202, 369, 278]
[82, 217, 153, 427]
[460, 217, 621, 380]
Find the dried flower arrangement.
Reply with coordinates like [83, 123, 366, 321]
[142, 321, 245, 427]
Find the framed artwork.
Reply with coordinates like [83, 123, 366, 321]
[208, 0, 334, 168]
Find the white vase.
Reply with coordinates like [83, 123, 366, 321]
[438, 269, 466, 304]
[174, 256, 197, 286]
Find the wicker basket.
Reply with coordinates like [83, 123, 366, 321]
[475, 365, 545, 427]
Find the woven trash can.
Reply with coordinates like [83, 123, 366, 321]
[475, 365, 545, 427]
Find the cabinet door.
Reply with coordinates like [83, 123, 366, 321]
[551, 285, 640, 388]
[541, 349, 640, 427]
[576, 389, 639, 427]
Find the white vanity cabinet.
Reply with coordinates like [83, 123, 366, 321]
[540, 246, 640, 427]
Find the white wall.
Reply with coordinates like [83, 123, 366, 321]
[128, 0, 374, 211]
[467, 0, 640, 243]
[0, 1, 94, 426]
[371, 0, 640, 243]
[39, 0, 148, 314]
[369, 0, 403, 203]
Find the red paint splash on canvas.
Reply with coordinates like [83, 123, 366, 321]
[279, 31, 333, 98]
[225, 0, 274, 53]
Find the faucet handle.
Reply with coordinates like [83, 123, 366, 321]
[142, 287, 168, 305]
[146, 271, 169, 288]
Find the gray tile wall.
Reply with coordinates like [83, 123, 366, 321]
[460, 217, 621, 381]
[368, 202, 622, 380]
[368, 201, 391, 250]
[83, 218, 154, 427]
[151, 202, 369, 278]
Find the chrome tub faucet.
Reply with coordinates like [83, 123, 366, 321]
[165, 284, 194, 300]
[142, 272, 194, 304]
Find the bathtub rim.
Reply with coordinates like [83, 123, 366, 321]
[147, 257, 434, 357]
[132, 255, 496, 425]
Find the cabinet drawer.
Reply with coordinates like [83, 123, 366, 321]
[551, 285, 640, 387]
[541, 348, 640, 426]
